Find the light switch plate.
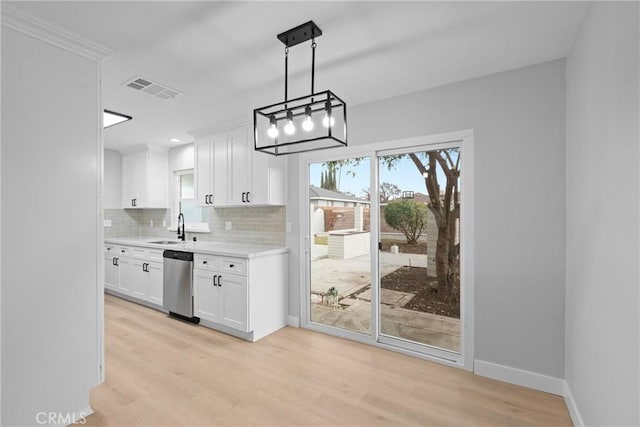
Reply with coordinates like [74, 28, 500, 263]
[103, 219, 112, 227]
[225, 221, 232, 231]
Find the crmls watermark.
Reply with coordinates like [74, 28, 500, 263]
[35, 411, 88, 425]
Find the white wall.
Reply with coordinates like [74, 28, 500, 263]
[565, 3, 640, 426]
[1, 27, 100, 425]
[104, 149, 121, 209]
[287, 59, 567, 379]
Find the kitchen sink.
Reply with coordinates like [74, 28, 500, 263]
[148, 240, 182, 245]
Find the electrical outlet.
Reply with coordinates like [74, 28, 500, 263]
[103, 219, 112, 227]
[286, 222, 291, 233]
[150, 220, 154, 228]
[225, 221, 232, 231]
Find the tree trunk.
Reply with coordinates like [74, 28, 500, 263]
[435, 222, 450, 291]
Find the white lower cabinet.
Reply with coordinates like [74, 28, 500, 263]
[146, 261, 163, 306]
[104, 244, 163, 306]
[194, 269, 221, 323]
[104, 248, 118, 290]
[194, 267, 247, 331]
[193, 252, 286, 341]
[117, 257, 134, 295]
[105, 242, 287, 342]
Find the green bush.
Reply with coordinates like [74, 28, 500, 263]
[383, 199, 428, 244]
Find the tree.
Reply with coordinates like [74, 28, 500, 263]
[382, 149, 460, 298]
[321, 163, 337, 191]
[379, 182, 401, 202]
[383, 199, 428, 245]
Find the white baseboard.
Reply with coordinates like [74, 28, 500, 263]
[474, 359, 564, 395]
[563, 381, 584, 427]
[287, 315, 300, 327]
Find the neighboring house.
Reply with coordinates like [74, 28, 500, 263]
[309, 185, 370, 208]
[309, 185, 370, 235]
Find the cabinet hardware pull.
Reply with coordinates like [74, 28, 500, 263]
[112, 257, 116, 265]
[246, 192, 250, 203]
[210, 194, 214, 204]
[115, 258, 119, 266]
[242, 192, 246, 203]
[203, 260, 207, 264]
[229, 264, 234, 268]
[217, 275, 222, 287]
[206, 194, 210, 204]
[213, 275, 217, 286]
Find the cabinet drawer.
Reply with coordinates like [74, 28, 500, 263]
[130, 246, 147, 260]
[221, 258, 246, 275]
[194, 254, 219, 270]
[118, 246, 132, 257]
[147, 249, 164, 262]
[104, 244, 118, 255]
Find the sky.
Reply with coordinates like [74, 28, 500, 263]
[309, 153, 456, 199]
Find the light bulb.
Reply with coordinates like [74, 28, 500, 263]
[322, 114, 335, 128]
[284, 110, 295, 135]
[302, 106, 314, 132]
[267, 115, 278, 138]
[322, 101, 335, 128]
[284, 121, 295, 135]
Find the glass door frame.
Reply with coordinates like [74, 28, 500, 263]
[299, 130, 474, 371]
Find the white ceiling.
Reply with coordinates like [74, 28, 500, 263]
[8, 1, 590, 152]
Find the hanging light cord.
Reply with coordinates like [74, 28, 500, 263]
[311, 39, 316, 97]
[284, 47, 289, 107]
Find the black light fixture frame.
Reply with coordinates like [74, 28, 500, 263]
[254, 21, 347, 156]
[103, 109, 132, 128]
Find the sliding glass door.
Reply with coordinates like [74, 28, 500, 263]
[377, 147, 461, 355]
[308, 157, 371, 336]
[304, 135, 469, 366]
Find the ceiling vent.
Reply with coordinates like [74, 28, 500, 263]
[123, 76, 182, 100]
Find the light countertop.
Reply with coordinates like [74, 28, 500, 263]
[104, 237, 288, 259]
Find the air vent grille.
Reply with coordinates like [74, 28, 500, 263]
[123, 76, 182, 100]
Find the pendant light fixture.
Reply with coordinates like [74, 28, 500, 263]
[254, 21, 347, 156]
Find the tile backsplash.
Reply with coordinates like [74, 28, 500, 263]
[104, 206, 286, 246]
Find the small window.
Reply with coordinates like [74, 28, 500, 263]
[174, 170, 209, 232]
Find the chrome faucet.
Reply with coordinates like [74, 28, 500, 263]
[177, 213, 186, 241]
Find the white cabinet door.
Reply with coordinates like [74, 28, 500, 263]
[212, 132, 228, 206]
[131, 259, 147, 299]
[194, 136, 213, 206]
[122, 154, 137, 208]
[117, 257, 134, 295]
[146, 261, 163, 305]
[134, 151, 149, 208]
[227, 127, 250, 206]
[194, 269, 220, 322]
[219, 273, 248, 331]
[104, 253, 118, 290]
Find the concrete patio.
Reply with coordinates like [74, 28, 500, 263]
[309, 245, 460, 352]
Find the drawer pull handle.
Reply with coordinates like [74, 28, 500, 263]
[217, 275, 222, 287]
[203, 260, 207, 264]
[213, 275, 217, 286]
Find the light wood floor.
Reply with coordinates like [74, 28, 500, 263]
[86, 294, 572, 426]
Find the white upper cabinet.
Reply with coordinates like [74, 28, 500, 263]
[194, 136, 214, 206]
[121, 148, 168, 208]
[194, 125, 285, 207]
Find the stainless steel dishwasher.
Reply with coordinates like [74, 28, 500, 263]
[163, 250, 199, 323]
